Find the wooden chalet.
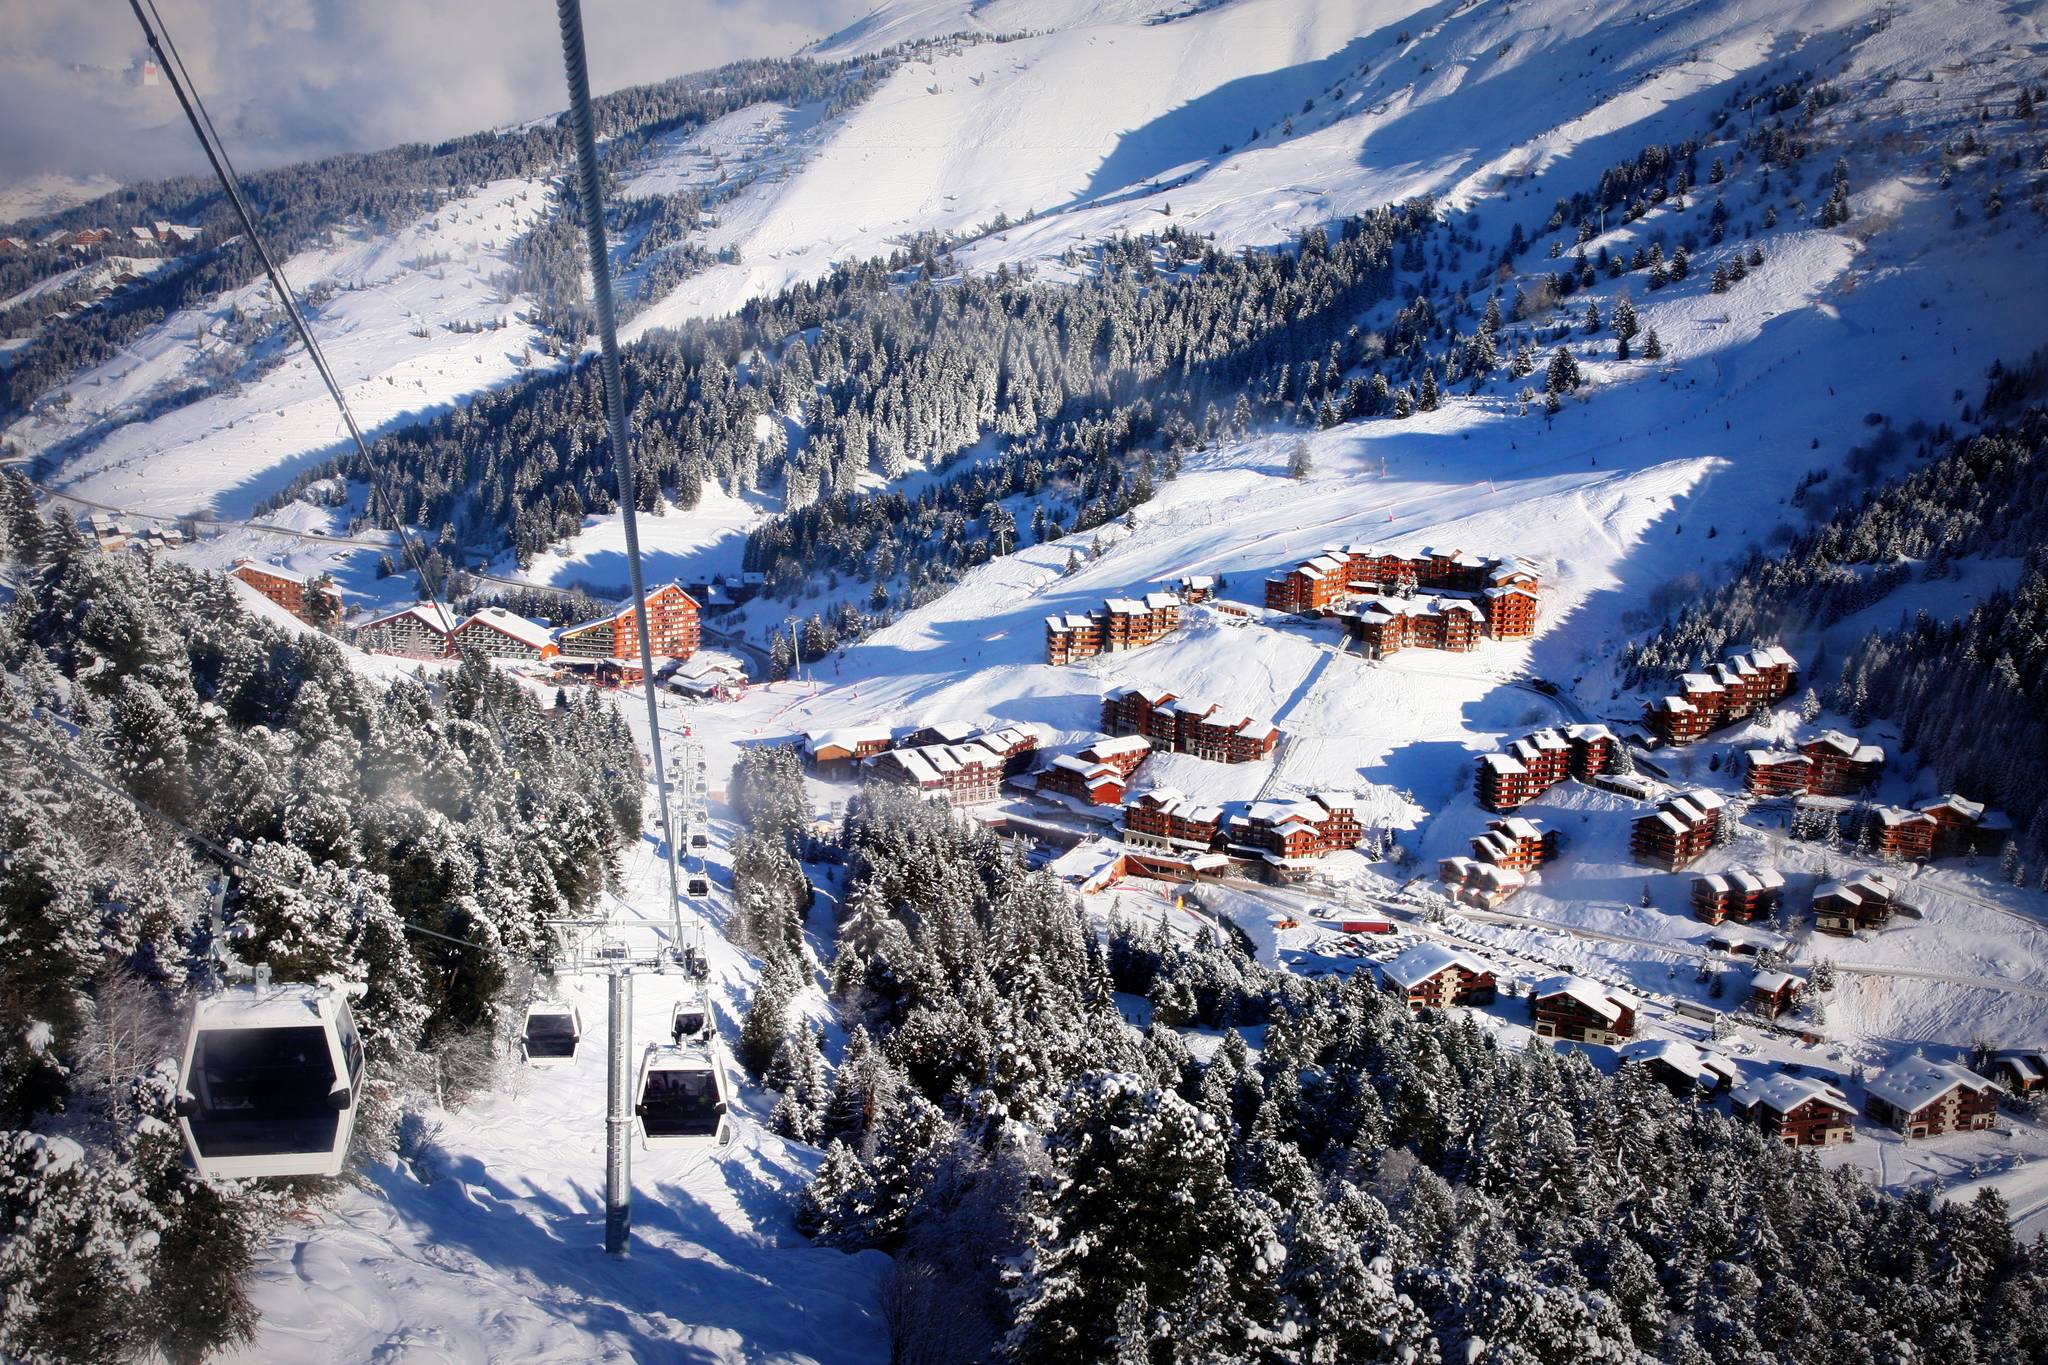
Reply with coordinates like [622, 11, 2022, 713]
[353, 603, 456, 659]
[1630, 788, 1725, 870]
[1690, 865, 1786, 925]
[1474, 724, 1614, 811]
[802, 726, 893, 775]
[1036, 755, 1127, 806]
[1643, 644, 1798, 744]
[866, 741, 1005, 806]
[1121, 788, 1225, 853]
[1101, 687, 1280, 764]
[556, 583, 701, 662]
[1075, 734, 1151, 776]
[1620, 1038, 1738, 1094]
[451, 607, 561, 661]
[1343, 594, 1483, 658]
[1864, 1055, 2001, 1138]
[1176, 574, 1216, 603]
[1045, 593, 1181, 664]
[1378, 942, 1499, 1010]
[1436, 855, 1526, 908]
[1915, 794, 2013, 860]
[229, 559, 310, 621]
[1229, 793, 1361, 873]
[1989, 1049, 2048, 1095]
[1530, 976, 1639, 1045]
[1813, 872, 1899, 935]
[1469, 815, 1557, 871]
[1746, 969, 1803, 1018]
[1733, 1073, 1856, 1147]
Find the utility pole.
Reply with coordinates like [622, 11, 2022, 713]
[604, 967, 632, 1255]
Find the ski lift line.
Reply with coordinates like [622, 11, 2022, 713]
[554, 0, 683, 938]
[124, 0, 455, 623]
[0, 718, 489, 958]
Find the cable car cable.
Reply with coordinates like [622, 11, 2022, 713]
[553, 0, 685, 934]
[124, 0, 456, 623]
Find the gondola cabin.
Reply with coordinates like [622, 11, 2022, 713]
[635, 1040, 730, 1148]
[670, 990, 712, 1043]
[521, 1001, 583, 1065]
[175, 983, 364, 1180]
[686, 872, 711, 898]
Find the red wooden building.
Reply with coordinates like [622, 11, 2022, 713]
[1436, 855, 1527, 908]
[1813, 872, 1899, 935]
[1475, 724, 1615, 811]
[1746, 969, 1803, 1018]
[1629, 788, 1725, 870]
[1469, 815, 1557, 871]
[1644, 644, 1798, 744]
[1863, 1055, 2001, 1138]
[1690, 864, 1786, 924]
[1531, 976, 1639, 1045]
[1378, 942, 1499, 1010]
[1733, 1073, 1856, 1147]
[229, 559, 310, 621]
[557, 583, 701, 662]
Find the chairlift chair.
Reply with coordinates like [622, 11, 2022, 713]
[520, 1000, 583, 1066]
[634, 1039, 731, 1149]
[174, 982, 364, 1180]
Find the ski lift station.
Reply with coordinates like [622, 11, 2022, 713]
[175, 980, 364, 1180]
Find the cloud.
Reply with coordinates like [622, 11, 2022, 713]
[0, 0, 870, 189]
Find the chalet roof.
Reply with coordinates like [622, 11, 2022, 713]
[1081, 735, 1150, 759]
[232, 558, 307, 585]
[1142, 592, 1179, 611]
[1047, 613, 1097, 631]
[1754, 644, 1798, 668]
[1865, 1055, 2000, 1113]
[1874, 805, 1936, 828]
[1805, 730, 1884, 764]
[1532, 975, 1636, 1022]
[1312, 791, 1358, 815]
[1681, 788, 1726, 811]
[1108, 685, 1175, 707]
[1749, 969, 1801, 995]
[1483, 584, 1538, 600]
[1924, 793, 1986, 821]
[1651, 695, 1697, 714]
[982, 724, 1037, 752]
[1234, 719, 1279, 743]
[1747, 748, 1807, 769]
[1735, 1072, 1855, 1116]
[1480, 752, 1527, 775]
[1491, 816, 1545, 841]
[1620, 1038, 1737, 1087]
[1103, 596, 1147, 615]
[1165, 696, 1218, 717]
[457, 607, 555, 651]
[1565, 723, 1614, 743]
[919, 719, 980, 744]
[357, 602, 457, 634]
[1179, 574, 1215, 590]
[1679, 672, 1724, 694]
[1994, 1050, 2048, 1083]
[1381, 941, 1496, 989]
[802, 725, 892, 756]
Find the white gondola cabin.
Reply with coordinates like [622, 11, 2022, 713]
[670, 987, 712, 1043]
[521, 1000, 582, 1065]
[634, 1039, 730, 1148]
[175, 983, 364, 1180]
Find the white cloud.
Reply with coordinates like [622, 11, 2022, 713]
[0, 0, 869, 189]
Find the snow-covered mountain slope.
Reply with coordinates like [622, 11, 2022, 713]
[11, 177, 555, 520]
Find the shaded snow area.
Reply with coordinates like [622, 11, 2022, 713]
[229, 830, 887, 1365]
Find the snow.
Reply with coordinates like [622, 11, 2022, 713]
[0, 171, 122, 226]
[1380, 941, 1496, 989]
[227, 834, 888, 1365]
[12, 177, 558, 521]
[1865, 1053, 1999, 1115]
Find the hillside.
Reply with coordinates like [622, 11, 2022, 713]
[5, 0, 2048, 1361]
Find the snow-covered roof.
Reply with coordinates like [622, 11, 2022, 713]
[1532, 975, 1634, 1022]
[1747, 748, 1807, 768]
[1142, 592, 1179, 611]
[1234, 719, 1279, 742]
[1865, 1055, 1999, 1113]
[1733, 1072, 1855, 1116]
[1565, 723, 1613, 742]
[1047, 612, 1097, 631]
[919, 718, 979, 743]
[1081, 735, 1150, 759]
[1480, 752, 1526, 774]
[1178, 574, 1215, 589]
[1874, 805, 1935, 828]
[1492, 816, 1544, 841]
[1679, 672, 1724, 694]
[802, 725, 892, 755]
[1381, 941, 1496, 989]
[1103, 596, 1147, 615]
[231, 558, 308, 585]
[1924, 793, 1986, 820]
[357, 602, 457, 634]
[1312, 791, 1358, 815]
[1749, 969, 1800, 995]
[458, 607, 555, 651]
[1620, 1038, 1737, 1086]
